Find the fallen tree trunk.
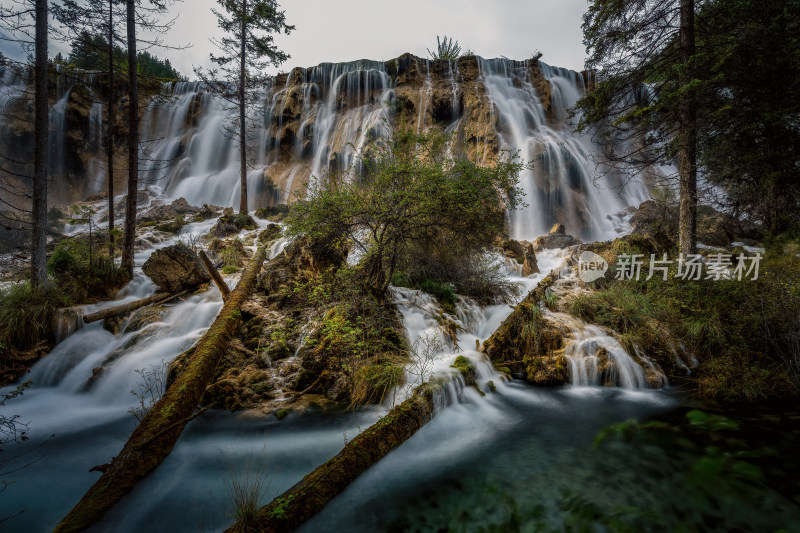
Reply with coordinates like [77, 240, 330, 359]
[82, 291, 172, 324]
[54, 247, 268, 533]
[227, 380, 443, 533]
[199, 249, 230, 298]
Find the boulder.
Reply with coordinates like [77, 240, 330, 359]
[533, 226, 582, 251]
[195, 204, 219, 220]
[140, 197, 200, 223]
[258, 224, 282, 244]
[142, 243, 211, 292]
[522, 244, 539, 276]
[501, 239, 526, 263]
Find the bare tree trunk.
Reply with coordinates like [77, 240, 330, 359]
[238, 0, 248, 214]
[122, 0, 138, 278]
[107, 0, 115, 255]
[31, 0, 48, 288]
[678, 0, 697, 256]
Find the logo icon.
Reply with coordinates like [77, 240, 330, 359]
[578, 251, 608, 282]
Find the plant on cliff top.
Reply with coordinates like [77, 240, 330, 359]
[428, 35, 462, 61]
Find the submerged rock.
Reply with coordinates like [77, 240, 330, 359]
[142, 243, 211, 292]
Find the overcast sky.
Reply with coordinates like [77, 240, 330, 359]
[3, 0, 590, 76]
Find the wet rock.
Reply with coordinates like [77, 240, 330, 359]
[522, 244, 539, 276]
[85, 366, 105, 389]
[450, 355, 477, 386]
[533, 227, 582, 251]
[85, 192, 108, 202]
[140, 197, 200, 223]
[255, 204, 290, 222]
[524, 354, 568, 386]
[195, 204, 219, 220]
[209, 211, 257, 238]
[114, 191, 150, 217]
[102, 314, 127, 335]
[142, 243, 211, 292]
[500, 239, 526, 263]
[258, 224, 282, 244]
[124, 306, 167, 334]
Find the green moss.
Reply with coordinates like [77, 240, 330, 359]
[270, 494, 295, 519]
[275, 408, 289, 420]
[221, 265, 239, 274]
[488, 380, 496, 392]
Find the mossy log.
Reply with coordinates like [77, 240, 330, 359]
[82, 291, 172, 324]
[53, 247, 268, 533]
[199, 249, 230, 298]
[227, 381, 443, 533]
[481, 268, 568, 386]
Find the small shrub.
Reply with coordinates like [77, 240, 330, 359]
[0, 282, 69, 351]
[129, 360, 169, 422]
[226, 468, 267, 533]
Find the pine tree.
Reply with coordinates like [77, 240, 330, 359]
[577, 0, 700, 254]
[195, 0, 293, 214]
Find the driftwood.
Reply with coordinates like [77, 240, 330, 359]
[199, 249, 230, 298]
[54, 247, 267, 533]
[227, 380, 443, 533]
[82, 292, 172, 324]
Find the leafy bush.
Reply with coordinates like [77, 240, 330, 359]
[286, 128, 525, 298]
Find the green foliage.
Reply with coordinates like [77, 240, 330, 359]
[65, 30, 184, 80]
[569, 244, 800, 401]
[427, 35, 462, 61]
[0, 283, 69, 352]
[288, 265, 408, 407]
[693, 0, 800, 232]
[392, 273, 457, 314]
[154, 215, 186, 234]
[286, 128, 525, 297]
[47, 238, 127, 304]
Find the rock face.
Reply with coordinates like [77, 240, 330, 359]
[533, 224, 582, 251]
[142, 244, 211, 292]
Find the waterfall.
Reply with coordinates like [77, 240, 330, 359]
[478, 58, 649, 241]
[116, 54, 651, 238]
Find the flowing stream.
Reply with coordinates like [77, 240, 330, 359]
[0, 235, 676, 531]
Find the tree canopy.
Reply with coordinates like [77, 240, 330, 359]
[286, 129, 526, 297]
[65, 30, 184, 80]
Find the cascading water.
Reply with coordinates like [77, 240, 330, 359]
[87, 54, 654, 236]
[478, 58, 650, 241]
